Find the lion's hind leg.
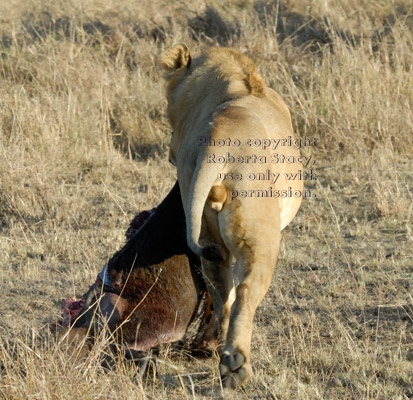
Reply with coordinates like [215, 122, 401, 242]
[200, 256, 234, 346]
[217, 197, 281, 389]
[199, 208, 234, 346]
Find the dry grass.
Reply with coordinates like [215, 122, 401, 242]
[0, 0, 412, 398]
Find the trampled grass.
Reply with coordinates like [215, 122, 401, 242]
[0, 0, 412, 398]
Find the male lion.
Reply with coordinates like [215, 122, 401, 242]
[161, 45, 303, 388]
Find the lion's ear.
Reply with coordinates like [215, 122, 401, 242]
[161, 44, 191, 72]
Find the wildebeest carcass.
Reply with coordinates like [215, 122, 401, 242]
[51, 182, 217, 370]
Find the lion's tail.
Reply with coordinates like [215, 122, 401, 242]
[185, 160, 226, 262]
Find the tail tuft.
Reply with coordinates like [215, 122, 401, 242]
[201, 244, 226, 262]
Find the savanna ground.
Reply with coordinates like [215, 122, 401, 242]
[0, 0, 412, 398]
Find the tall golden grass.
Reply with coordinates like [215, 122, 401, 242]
[0, 0, 412, 398]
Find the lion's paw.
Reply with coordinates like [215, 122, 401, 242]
[219, 348, 250, 389]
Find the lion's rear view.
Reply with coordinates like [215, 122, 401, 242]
[161, 44, 303, 388]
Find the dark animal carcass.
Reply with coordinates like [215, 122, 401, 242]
[52, 182, 217, 362]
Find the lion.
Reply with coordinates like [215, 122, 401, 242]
[161, 45, 303, 388]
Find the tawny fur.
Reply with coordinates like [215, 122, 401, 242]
[161, 45, 303, 388]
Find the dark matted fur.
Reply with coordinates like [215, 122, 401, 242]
[56, 182, 217, 355]
[96, 183, 209, 349]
